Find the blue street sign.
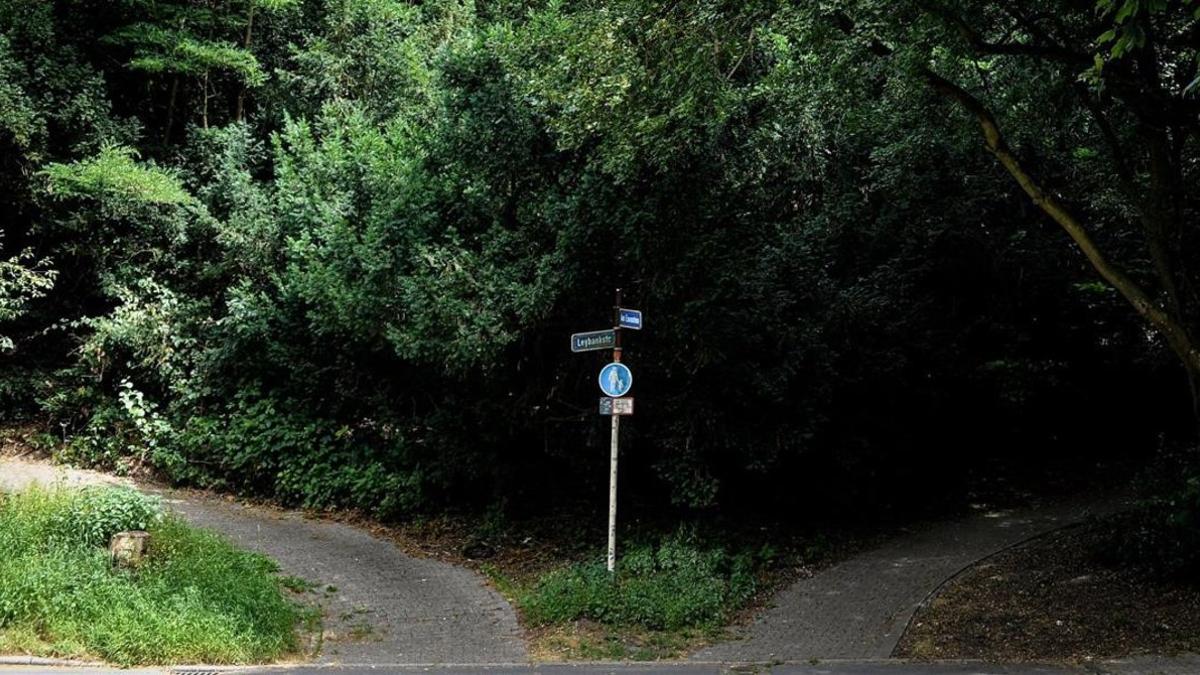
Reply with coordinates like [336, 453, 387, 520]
[598, 362, 633, 398]
[618, 308, 643, 330]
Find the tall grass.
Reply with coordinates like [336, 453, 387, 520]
[0, 485, 306, 665]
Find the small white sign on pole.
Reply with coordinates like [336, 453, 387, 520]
[599, 397, 634, 415]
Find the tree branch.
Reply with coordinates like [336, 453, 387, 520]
[922, 68, 1200, 373]
[928, 7, 1092, 66]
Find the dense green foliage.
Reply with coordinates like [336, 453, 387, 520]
[0, 486, 304, 665]
[1, 1, 1198, 522]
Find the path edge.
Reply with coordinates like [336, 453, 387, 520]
[886, 511, 1110, 658]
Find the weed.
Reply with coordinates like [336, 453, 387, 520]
[44, 486, 162, 548]
[518, 527, 763, 631]
[279, 576, 317, 594]
[346, 621, 375, 641]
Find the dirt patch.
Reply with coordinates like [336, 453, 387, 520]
[525, 620, 719, 661]
[896, 518, 1200, 662]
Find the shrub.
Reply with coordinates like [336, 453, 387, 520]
[1108, 472, 1200, 580]
[519, 528, 760, 631]
[48, 486, 163, 548]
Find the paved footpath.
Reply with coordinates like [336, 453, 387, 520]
[694, 494, 1128, 663]
[0, 457, 527, 666]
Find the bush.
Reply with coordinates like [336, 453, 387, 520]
[48, 486, 162, 548]
[0, 367, 46, 421]
[519, 529, 760, 630]
[170, 395, 429, 518]
[0, 486, 305, 665]
[1109, 474, 1200, 580]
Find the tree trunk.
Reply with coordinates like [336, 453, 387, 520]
[202, 71, 210, 129]
[163, 75, 179, 146]
[235, 1, 255, 122]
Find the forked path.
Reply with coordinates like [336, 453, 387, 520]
[0, 455, 1126, 667]
[0, 457, 527, 666]
[693, 493, 1127, 662]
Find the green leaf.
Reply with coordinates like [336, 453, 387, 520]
[1114, 0, 1137, 23]
[41, 144, 193, 205]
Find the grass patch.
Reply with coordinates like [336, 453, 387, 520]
[0, 485, 310, 665]
[503, 527, 773, 659]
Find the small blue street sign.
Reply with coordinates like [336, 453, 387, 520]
[598, 362, 633, 398]
[618, 308, 643, 330]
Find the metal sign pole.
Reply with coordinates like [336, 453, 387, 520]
[607, 412, 619, 573]
[607, 288, 622, 573]
[572, 290, 639, 574]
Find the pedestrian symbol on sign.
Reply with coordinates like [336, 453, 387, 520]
[598, 362, 632, 398]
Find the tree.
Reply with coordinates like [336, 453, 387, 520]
[832, 0, 1200, 422]
[104, 0, 298, 141]
[2, 0, 1190, 518]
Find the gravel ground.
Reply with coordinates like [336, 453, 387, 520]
[0, 458, 131, 491]
[0, 457, 527, 666]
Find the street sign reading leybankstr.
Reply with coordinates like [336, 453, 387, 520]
[618, 308, 643, 330]
[599, 397, 634, 415]
[571, 329, 617, 352]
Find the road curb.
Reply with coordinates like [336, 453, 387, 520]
[0, 656, 105, 667]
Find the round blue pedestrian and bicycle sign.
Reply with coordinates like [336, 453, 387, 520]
[598, 363, 633, 398]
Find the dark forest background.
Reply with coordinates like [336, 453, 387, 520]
[2, 0, 1198, 525]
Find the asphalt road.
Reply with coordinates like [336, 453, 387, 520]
[10, 657, 1200, 675]
[234, 663, 1077, 674]
[1, 457, 1189, 675]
